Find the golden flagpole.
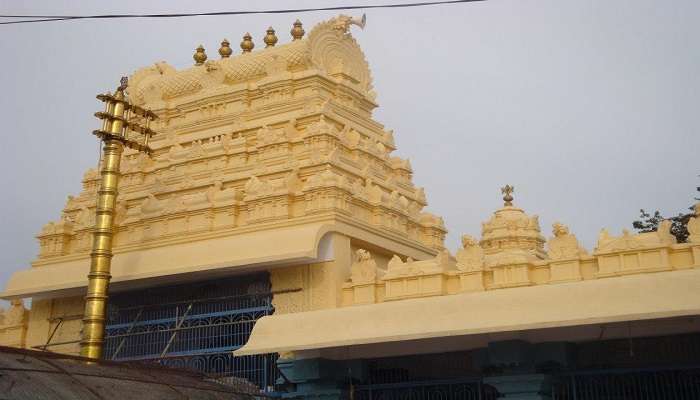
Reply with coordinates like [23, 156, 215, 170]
[80, 77, 156, 359]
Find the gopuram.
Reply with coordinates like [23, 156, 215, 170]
[2, 16, 700, 400]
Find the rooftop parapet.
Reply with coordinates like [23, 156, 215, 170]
[128, 15, 373, 108]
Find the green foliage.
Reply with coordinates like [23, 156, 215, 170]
[632, 183, 699, 243]
[633, 210, 689, 243]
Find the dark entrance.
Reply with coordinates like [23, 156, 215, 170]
[355, 351, 499, 400]
[352, 333, 700, 400]
[103, 272, 278, 390]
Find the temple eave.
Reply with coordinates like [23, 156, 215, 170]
[2, 216, 438, 300]
[235, 268, 700, 356]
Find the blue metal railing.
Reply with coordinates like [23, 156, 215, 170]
[354, 366, 700, 400]
[552, 365, 700, 400]
[103, 273, 279, 391]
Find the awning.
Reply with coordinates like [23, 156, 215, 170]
[2, 222, 333, 299]
[2, 217, 437, 300]
[235, 268, 700, 356]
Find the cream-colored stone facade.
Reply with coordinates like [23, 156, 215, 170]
[1, 15, 445, 351]
[341, 199, 700, 307]
[0, 300, 29, 348]
[1, 16, 698, 358]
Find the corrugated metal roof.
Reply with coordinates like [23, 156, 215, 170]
[0, 345, 267, 400]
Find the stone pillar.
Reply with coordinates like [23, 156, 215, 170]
[277, 357, 364, 400]
[485, 374, 552, 400]
[271, 233, 354, 314]
[475, 340, 573, 399]
[24, 299, 52, 349]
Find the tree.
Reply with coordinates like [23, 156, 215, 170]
[633, 209, 690, 242]
[632, 183, 699, 243]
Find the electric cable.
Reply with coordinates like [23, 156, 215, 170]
[0, 0, 485, 25]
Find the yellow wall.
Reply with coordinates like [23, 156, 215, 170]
[343, 243, 700, 307]
[21, 296, 83, 355]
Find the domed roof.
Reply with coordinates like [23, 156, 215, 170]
[479, 186, 546, 262]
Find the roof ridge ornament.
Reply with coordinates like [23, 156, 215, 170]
[264, 27, 278, 48]
[501, 185, 514, 207]
[334, 13, 367, 33]
[193, 45, 207, 65]
[240, 33, 254, 53]
[218, 39, 232, 58]
[290, 19, 305, 40]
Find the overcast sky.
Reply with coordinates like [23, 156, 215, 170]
[1, 0, 698, 301]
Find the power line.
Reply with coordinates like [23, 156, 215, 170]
[0, 0, 485, 25]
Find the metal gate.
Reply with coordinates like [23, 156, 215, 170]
[552, 366, 700, 400]
[103, 273, 280, 390]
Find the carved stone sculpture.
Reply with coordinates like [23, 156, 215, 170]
[3, 300, 27, 327]
[206, 181, 238, 206]
[350, 249, 379, 284]
[596, 221, 676, 253]
[548, 222, 587, 260]
[114, 201, 128, 226]
[456, 235, 484, 272]
[75, 206, 95, 229]
[141, 194, 166, 218]
[385, 250, 453, 278]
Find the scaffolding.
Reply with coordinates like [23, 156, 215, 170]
[38, 273, 288, 391]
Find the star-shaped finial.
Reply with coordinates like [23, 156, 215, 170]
[501, 185, 514, 206]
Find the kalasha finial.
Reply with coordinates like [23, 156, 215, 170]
[264, 27, 278, 48]
[193, 45, 207, 65]
[501, 185, 515, 207]
[240, 32, 254, 53]
[291, 19, 305, 40]
[219, 39, 232, 58]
